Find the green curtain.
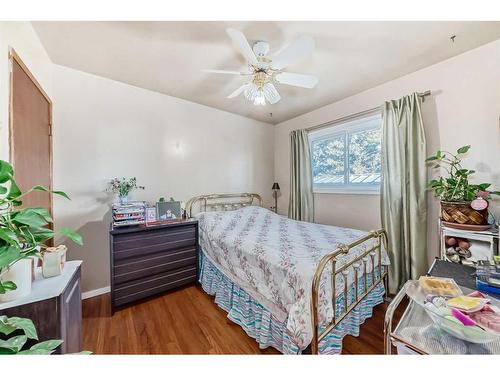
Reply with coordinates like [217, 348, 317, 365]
[381, 93, 428, 293]
[288, 129, 314, 222]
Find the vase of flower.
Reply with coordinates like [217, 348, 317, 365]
[107, 177, 145, 204]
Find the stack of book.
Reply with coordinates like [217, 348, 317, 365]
[112, 201, 146, 227]
[476, 256, 500, 295]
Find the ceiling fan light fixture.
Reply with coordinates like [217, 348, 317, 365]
[205, 29, 318, 107]
[244, 84, 266, 105]
[253, 92, 266, 106]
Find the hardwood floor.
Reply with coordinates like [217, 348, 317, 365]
[82, 285, 405, 354]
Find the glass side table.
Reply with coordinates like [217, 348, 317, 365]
[384, 260, 500, 354]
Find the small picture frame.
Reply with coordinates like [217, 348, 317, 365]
[145, 206, 157, 224]
[156, 201, 181, 221]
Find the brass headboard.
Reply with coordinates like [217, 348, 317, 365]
[185, 193, 262, 218]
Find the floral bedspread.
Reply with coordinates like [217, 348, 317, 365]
[198, 206, 390, 349]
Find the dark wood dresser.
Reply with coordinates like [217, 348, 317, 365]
[109, 220, 198, 312]
[0, 261, 82, 354]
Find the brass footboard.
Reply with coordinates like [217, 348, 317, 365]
[310, 229, 389, 354]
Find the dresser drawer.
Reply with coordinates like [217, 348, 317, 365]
[112, 225, 196, 260]
[113, 247, 197, 284]
[113, 265, 197, 306]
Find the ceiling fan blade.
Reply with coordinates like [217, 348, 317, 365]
[263, 83, 281, 104]
[226, 28, 258, 65]
[227, 84, 250, 99]
[202, 69, 250, 75]
[275, 72, 318, 89]
[271, 36, 315, 70]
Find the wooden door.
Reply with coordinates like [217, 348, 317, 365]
[9, 49, 53, 217]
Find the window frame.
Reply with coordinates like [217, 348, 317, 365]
[308, 112, 382, 195]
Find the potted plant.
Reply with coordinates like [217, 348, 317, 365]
[107, 177, 144, 204]
[0, 160, 82, 301]
[426, 145, 499, 229]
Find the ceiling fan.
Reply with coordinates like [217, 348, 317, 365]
[203, 28, 318, 106]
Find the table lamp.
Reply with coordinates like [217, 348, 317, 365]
[272, 182, 280, 213]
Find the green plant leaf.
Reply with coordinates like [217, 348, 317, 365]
[0, 316, 17, 336]
[31, 185, 49, 192]
[60, 228, 83, 246]
[0, 185, 7, 194]
[29, 208, 53, 223]
[3, 317, 38, 340]
[478, 183, 491, 190]
[32, 185, 70, 200]
[0, 335, 27, 352]
[71, 350, 93, 355]
[0, 228, 20, 246]
[7, 180, 22, 200]
[30, 339, 63, 351]
[53, 190, 70, 200]
[11, 199, 22, 207]
[457, 145, 471, 154]
[0, 346, 17, 354]
[26, 227, 55, 243]
[0, 246, 21, 268]
[17, 348, 55, 355]
[0, 281, 17, 291]
[0, 160, 14, 184]
[12, 208, 51, 228]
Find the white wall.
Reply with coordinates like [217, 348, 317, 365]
[275, 39, 500, 265]
[0, 22, 53, 160]
[52, 65, 274, 292]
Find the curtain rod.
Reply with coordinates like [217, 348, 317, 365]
[306, 90, 431, 133]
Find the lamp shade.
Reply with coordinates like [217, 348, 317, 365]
[272, 182, 280, 190]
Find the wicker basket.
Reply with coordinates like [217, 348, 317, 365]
[440, 201, 488, 225]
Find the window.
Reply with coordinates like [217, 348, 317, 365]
[309, 112, 382, 194]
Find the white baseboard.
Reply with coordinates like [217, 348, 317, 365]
[82, 286, 110, 300]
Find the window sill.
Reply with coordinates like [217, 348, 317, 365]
[313, 188, 380, 196]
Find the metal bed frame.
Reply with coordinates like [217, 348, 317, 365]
[186, 193, 389, 354]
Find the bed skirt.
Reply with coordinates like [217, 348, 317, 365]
[199, 251, 385, 354]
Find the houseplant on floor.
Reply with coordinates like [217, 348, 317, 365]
[426, 145, 500, 229]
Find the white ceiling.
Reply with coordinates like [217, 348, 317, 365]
[33, 21, 500, 124]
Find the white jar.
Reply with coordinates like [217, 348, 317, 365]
[0, 258, 33, 302]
